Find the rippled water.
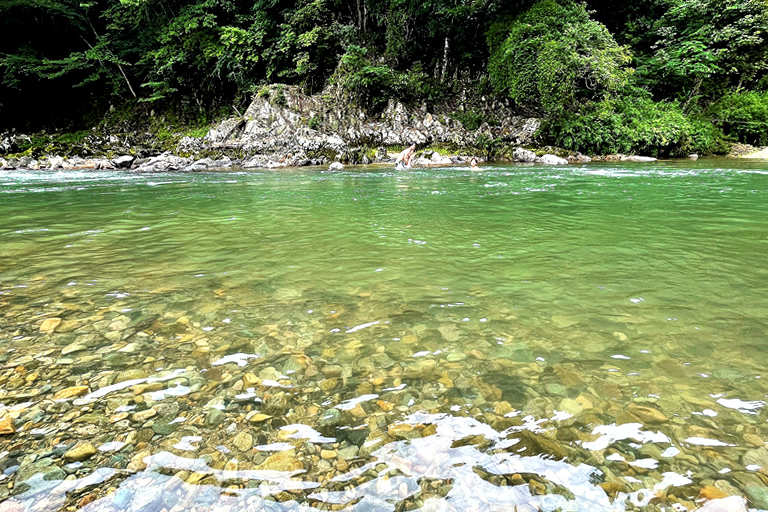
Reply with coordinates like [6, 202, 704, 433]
[1, 160, 768, 512]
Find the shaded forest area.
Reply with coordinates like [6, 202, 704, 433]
[2, 0, 767, 155]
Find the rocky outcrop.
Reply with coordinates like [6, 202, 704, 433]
[205, 85, 541, 164]
[1, 85, 562, 171]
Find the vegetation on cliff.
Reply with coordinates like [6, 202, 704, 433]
[1, 0, 767, 156]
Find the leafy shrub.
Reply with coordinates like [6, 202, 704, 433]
[542, 92, 720, 156]
[332, 46, 441, 112]
[273, 84, 287, 107]
[257, 86, 271, 99]
[488, 0, 631, 114]
[308, 115, 322, 130]
[708, 91, 768, 146]
[449, 111, 498, 131]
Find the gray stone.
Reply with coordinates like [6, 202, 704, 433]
[338, 445, 359, 460]
[16, 458, 65, 483]
[319, 408, 341, 428]
[112, 155, 135, 168]
[625, 155, 657, 162]
[206, 409, 226, 428]
[539, 154, 569, 165]
[743, 446, 768, 468]
[513, 148, 537, 163]
[151, 418, 177, 435]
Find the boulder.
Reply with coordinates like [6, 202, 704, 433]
[112, 155, 135, 168]
[513, 148, 538, 163]
[45, 156, 65, 169]
[539, 154, 569, 165]
[184, 158, 214, 171]
[568, 153, 592, 163]
[624, 155, 657, 162]
[135, 152, 192, 172]
[328, 162, 344, 171]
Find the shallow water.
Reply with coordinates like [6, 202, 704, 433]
[1, 160, 768, 511]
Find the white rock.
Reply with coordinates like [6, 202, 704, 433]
[112, 155, 135, 168]
[46, 156, 65, 169]
[624, 155, 657, 162]
[328, 162, 344, 171]
[539, 154, 569, 165]
[513, 148, 538, 163]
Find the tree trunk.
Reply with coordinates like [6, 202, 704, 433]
[682, 77, 702, 113]
[441, 37, 449, 82]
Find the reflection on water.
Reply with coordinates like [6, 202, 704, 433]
[1, 161, 767, 511]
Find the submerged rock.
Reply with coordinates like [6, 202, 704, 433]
[63, 442, 98, 462]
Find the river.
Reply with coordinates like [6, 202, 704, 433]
[1, 160, 767, 511]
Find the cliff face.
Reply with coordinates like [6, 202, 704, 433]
[0, 85, 549, 171]
[206, 85, 541, 163]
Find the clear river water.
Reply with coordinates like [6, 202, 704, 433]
[1, 160, 767, 512]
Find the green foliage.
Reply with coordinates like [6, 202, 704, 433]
[641, 0, 768, 101]
[333, 46, 438, 111]
[0, 0, 766, 157]
[543, 92, 721, 156]
[488, 0, 632, 113]
[474, 133, 504, 158]
[272, 84, 287, 106]
[449, 110, 498, 131]
[55, 131, 90, 144]
[708, 91, 768, 145]
[308, 115, 322, 130]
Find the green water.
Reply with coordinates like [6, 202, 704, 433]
[1, 161, 767, 512]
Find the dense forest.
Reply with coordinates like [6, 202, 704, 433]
[1, 0, 767, 155]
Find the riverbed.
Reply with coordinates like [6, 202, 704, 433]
[1, 160, 768, 511]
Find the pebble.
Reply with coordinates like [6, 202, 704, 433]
[742, 446, 768, 468]
[131, 409, 157, 423]
[39, 317, 62, 334]
[627, 402, 668, 424]
[0, 415, 15, 435]
[233, 432, 253, 452]
[247, 413, 272, 423]
[320, 449, 336, 460]
[242, 372, 261, 387]
[63, 442, 97, 462]
[53, 386, 89, 400]
[259, 450, 303, 472]
[206, 409, 226, 427]
[61, 343, 87, 355]
[2, 278, 767, 512]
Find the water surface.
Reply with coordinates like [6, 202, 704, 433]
[1, 160, 768, 511]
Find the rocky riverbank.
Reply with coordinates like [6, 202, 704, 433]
[0, 85, 613, 172]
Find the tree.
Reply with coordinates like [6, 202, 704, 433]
[642, 0, 768, 109]
[488, 1, 632, 114]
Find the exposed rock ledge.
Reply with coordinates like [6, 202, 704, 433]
[201, 85, 542, 164]
[0, 86, 672, 171]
